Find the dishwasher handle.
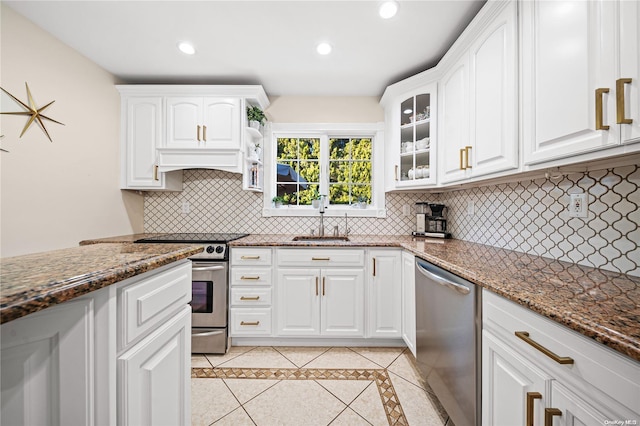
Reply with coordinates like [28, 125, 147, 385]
[416, 260, 471, 295]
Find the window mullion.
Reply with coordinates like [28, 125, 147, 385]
[319, 134, 329, 199]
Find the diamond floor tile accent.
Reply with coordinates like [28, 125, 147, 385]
[189, 347, 446, 426]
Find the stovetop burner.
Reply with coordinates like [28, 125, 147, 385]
[135, 233, 249, 244]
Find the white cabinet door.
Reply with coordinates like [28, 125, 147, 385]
[118, 306, 191, 426]
[549, 382, 614, 426]
[521, 0, 618, 165]
[482, 330, 550, 426]
[401, 252, 416, 357]
[439, 55, 470, 184]
[123, 97, 163, 189]
[1, 298, 95, 426]
[321, 268, 365, 337]
[276, 268, 320, 336]
[367, 250, 402, 338]
[469, 0, 518, 178]
[166, 97, 202, 147]
[202, 97, 241, 149]
[619, 0, 640, 146]
[120, 96, 182, 190]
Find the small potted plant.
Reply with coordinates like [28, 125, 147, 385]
[310, 189, 322, 208]
[247, 106, 266, 130]
[356, 195, 369, 209]
[272, 196, 284, 208]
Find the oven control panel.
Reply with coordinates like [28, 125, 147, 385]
[190, 244, 227, 260]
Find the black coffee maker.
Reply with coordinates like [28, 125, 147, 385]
[412, 203, 451, 238]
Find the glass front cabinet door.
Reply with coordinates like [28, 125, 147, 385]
[395, 86, 437, 188]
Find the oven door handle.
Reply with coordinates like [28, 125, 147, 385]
[192, 265, 225, 271]
[192, 330, 226, 337]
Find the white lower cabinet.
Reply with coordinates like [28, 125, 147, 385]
[118, 306, 191, 426]
[1, 294, 106, 426]
[276, 268, 365, 337]
[482, 330, 550, 426]
[483, 290, 640, 426]
[0, 260, 192, 426]
[229, 248, 274, 337]
[367, 249, 402, 338]
[401, 251, 416, 357]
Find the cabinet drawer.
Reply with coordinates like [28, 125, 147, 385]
[231, 248, 272, 266]
[230, 308, 272, 335]
[230, 267, 272, 286]
[118, 261, 192, 350]
[277, 248, 365, 267]
[483, 290, 640, 413]
[230, 288, 272, 307]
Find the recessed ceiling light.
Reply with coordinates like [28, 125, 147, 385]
[379, 1, 399, 19]
[177, 42, 195, 55]
[316, 42, 332, 55]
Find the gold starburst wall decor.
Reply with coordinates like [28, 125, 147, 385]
[0, 82, 64, 142]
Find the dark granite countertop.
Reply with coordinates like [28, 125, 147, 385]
[0, 243, 203, 324]
[52, 233, 640, 362]
[231, 234, 640, 363]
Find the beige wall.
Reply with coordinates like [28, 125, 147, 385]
[266, 96, 384, 123]
[0, 5, 143, 258]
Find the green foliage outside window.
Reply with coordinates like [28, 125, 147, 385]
[276, 137, 372, 206]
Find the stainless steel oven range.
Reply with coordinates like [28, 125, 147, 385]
[135, 233, 248, 354]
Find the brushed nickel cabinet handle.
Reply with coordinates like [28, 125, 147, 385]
[616, 78, 633, 124]
[241, 255, 260, 260]
[203, 124, 207, 140]
[153, 165, 159, 181]
[544, 408, 562, 426]
[595, 88, 610, 130]
[526, 392, 542, 426]
[240, 296, 260, 301]
[395, 165, 399, 181]
[240, 276, 260, 280]
[515, 331, 574, 364]
[240, 321, 260, 326]
[197, 125, 201, 141]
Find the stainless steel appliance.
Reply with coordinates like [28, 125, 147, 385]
[415, 258, 480, 426]
[413, 203, 451, 238]
[135, 232, 248, 354]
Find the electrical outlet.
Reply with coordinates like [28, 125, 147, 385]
[181, 201, 190, 215]
[467, 201, 475, 216]
[569, 193, 587, 218]
[402, 205, 411, 216]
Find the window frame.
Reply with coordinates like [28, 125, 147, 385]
[263, 123, 386, 218]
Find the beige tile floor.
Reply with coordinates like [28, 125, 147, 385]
[192, 346, 453, 426]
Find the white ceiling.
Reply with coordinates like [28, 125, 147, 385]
[5, 0, 486, 97]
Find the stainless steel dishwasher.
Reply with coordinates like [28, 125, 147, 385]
[415, 258, 481, 426]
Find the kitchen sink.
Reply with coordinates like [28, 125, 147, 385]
[292, 235, 350, 242]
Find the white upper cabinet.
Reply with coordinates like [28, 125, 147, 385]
[619, 0, 640, 146]
[468, 0, 518, 178]
[118, 85, 268, 190]
[440, 0, 518, 184]
[521, 0, 639, 166]
[118, 93, 182, 191]
[166, 97, 241, 149]
[439, 55, 470, 184]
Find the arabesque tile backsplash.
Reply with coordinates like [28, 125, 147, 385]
[144, 165, 639, 277]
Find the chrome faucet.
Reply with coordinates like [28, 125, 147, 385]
[344, 213, 350, 236]
[318, 195, 326, 236]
